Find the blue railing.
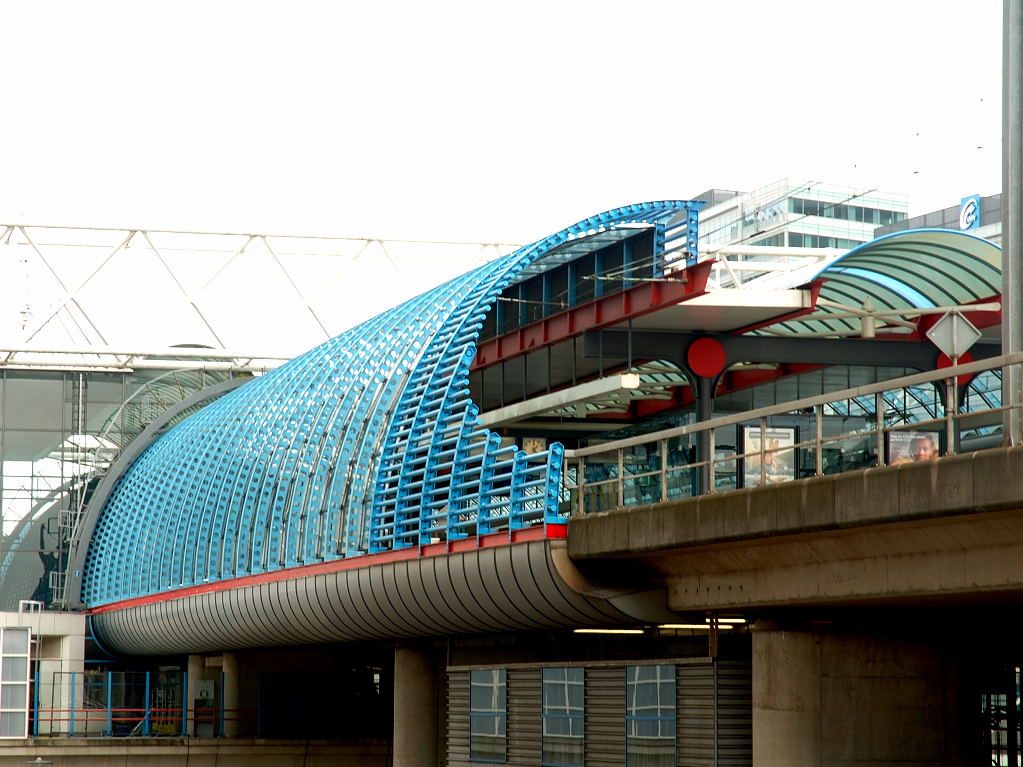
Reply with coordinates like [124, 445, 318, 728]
[32, 670, 220, 737]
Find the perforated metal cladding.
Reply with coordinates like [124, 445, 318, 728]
[82, 201, 699, 611]
[585, 667, 626, 767]
[88, 541, 635, 655]
[678, 662, 716, 766]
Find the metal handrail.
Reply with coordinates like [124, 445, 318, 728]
[565, 351, 1018, 459]
[563, 351, 1018, 513]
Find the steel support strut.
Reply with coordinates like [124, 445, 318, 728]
[1004, 0, 1023, 444]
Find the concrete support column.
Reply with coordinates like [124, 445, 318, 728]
[753, 629, 822, 767]
[186, 654, 202, 737]
[753, 628, 957, 767]
[222, 652, 239, 738]
[393, 642, 439, 767]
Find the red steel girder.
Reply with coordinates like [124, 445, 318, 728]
[472, 260, 714, 372]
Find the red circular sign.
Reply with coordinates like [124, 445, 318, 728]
[687, 337, 727, 379]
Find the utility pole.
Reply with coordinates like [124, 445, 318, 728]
[1004, 0, 1023, 444]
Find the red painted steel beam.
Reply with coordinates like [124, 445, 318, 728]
[915, 294, 1002, 339]
[471, 260, 715, 372]
[89, 525, 562, 615]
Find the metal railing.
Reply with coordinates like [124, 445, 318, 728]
[563, 352, 1017, 515]
[32, 670, 254, 738]
[380, 439, 565, 548]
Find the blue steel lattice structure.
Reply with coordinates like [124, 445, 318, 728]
[78, 201, 702, 609]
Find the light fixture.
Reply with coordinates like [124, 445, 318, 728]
[573, 628, 644, 635]
[708, 617, 746, 624]
[658, 624, 733, 631]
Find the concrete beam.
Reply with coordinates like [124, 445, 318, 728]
[568, 446, 1023, 611]
[662, 509, 1023, 610]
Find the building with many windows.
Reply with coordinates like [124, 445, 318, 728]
[876, 191, 1002, 243]
[696, 178, 909, 251]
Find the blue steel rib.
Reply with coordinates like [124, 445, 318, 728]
[79, 202, 701, 626]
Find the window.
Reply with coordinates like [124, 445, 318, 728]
[625, 664, 675, 767]
[750, 233, 784, 247]
[470, 669, 507, 762]
[523, 276, 544, 325]
[572, 255, 596, 305]
[0, 628, 30, 739]
[600, 244, 624, 296]
[547, 265, 569, 317]
[543, 667, 584, 767]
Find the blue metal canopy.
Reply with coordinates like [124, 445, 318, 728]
[78, 201, 701, 608]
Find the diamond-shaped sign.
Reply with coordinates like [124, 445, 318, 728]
[926, 311, 982, 360]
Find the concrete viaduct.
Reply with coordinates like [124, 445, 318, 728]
[569, 446, 1023, 766]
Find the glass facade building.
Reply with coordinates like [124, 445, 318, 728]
[696, 178, 908, 251]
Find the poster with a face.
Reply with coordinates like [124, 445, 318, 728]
[888, 430, 940, 464]
[743, 426, 796, 487]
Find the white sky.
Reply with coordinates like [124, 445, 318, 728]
[0, 1, 1005, 244]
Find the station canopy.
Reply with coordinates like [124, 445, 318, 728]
[746, 228, 1002, 339]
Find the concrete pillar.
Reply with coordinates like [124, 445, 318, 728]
[752, 629, 822, 767]
[223, 652, 239, 738]
[753, 628, 956, 767]
[393, 642, 439, 767]
[186, 654, 202, 737]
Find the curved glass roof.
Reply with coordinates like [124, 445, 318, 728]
[755, 228, 1002, 337]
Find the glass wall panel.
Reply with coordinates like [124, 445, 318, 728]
[626, 664, 675, 767]
[0, 685, 25, 709]
[547, 265, 569, 316]
[0, 712, 25, 737]
[0, 631, 28, 655]
[523, 276, 544, 325]
[470, 668, 507, 762]
[0, 628, 30, 739]
[3, 373, 66, 430]
[1, 658, 27, 682]
[543, 667, 584, 767]
[601, 244, 624, 295]
[572, 255, 595, 305]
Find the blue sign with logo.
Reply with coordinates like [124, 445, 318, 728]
[960, 195, 981, 230]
